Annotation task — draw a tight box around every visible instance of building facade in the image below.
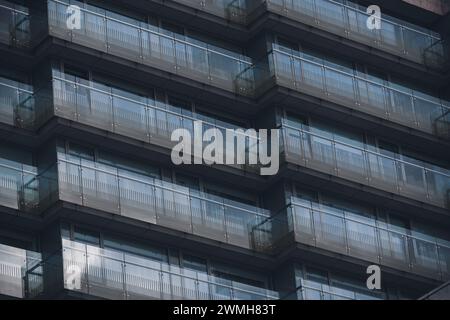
[0,0,449,300]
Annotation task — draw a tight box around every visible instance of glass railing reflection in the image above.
[295,281,383,300]
[0,78,35,129]
[51,76,259,172]
[280,122,450,208]
[47,0,253,94]
[0,161,39,212]
[61,239,278,300]
[0,243,42,298]
[249,0,442,65]
[267,47,450,137]
[252,199,450,281]
[168,0,443,65]
[0,1,31,48]
[425,38,450,71]
[55,156,269,249]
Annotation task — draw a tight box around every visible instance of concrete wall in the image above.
[402,0,449,15]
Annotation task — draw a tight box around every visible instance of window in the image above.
[67,142,95,161]
[175,173,200,191]
[276,37,298,55]
[73,227,100,246]
[182,254,207,273]
[63,64,89,82]
[103,236,168,263]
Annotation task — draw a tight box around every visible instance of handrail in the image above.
[294,282,376,300]
[0,80,33,94]
[50,0,251,65]
[326,0,440,39]
[57,157,269,217]
[272,47,449,110]
[0,161,37,176]
[280,122,450,177]
[0,3,29,16]
[289,200,450,248]
[53,76,260,140]
[62,239,279,298]
[252,199,450,267]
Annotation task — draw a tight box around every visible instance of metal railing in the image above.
[54,157,269,249]
[253,0,442,65]
[252,199,450,281]
[236,47,450,137]
[50,76,260,172]
[0,1,31,48]
[434,108,450,140]
[58,239,278,300]
[294,281,384,300]
[0,153,269,250]
[0,74,260,172]
[280,122,450,209]
[238,47,450,137]
[0,243,42,298]
[0,79,35,129]
[47,0,253,95]
[424,38,450,71]
[0,161,39,212]
[165,0,444,66]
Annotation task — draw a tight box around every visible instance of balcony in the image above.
[251,0,443,66]
[0,161,39,212]
[434,109,450,140]
[45,157,269,249]
[280,122,450,209]
[40,239,278,300]
[0,77,35,129]
[239,47,450,138]
[0,73,259,173]
[0,243,42,298]
[47,75,259,173]
[0,1,31,49]
[164,0,444,66]
[425,39,450,71]
[293,281,383,300]
[252,199,450,281]
[47,0,254,95]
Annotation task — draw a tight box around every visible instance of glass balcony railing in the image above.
[434,109,450,140]
[0,161,39,212]
[0,73,259,173]
[294,281,383,300]
[252,199,450,281]
[0,1,31,48]
[47,0,254,95]
[0,243,42,298]
[51,157,269,249]
[280,122,450,209]
[244,47,450,137]
[54,239,279,300]
[252,0,442,65]
[0,78,35,129]
[425,38,450,71]
[164,0,444,66]
[49,75,259,172]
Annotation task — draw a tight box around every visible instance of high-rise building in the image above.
[0,0,449,300]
